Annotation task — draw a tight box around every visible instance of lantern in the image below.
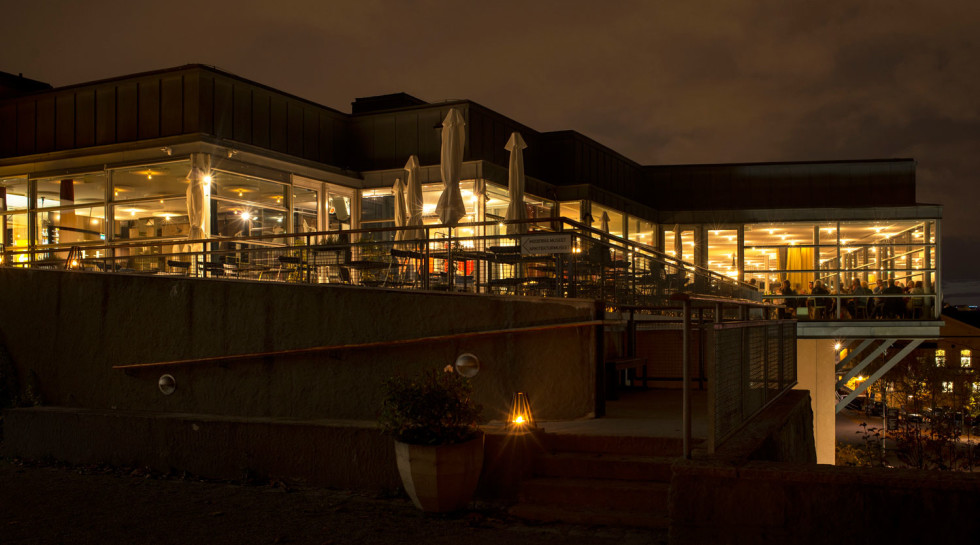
[508,392,535,430]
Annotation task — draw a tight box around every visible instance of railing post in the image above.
[423,227,430,290]
[682,298,691,459]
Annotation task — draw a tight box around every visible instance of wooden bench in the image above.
[604,356,649,399]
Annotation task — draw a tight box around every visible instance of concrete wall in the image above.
[2,407,401,490]
[671,459,980,544]
[0,269,598,421]
[670,389,980,544]
[794,338,836,464]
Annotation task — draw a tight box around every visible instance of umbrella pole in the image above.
[448,227,455,290]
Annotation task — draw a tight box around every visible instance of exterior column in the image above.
[795,338,836,464]
[674,224,682,261]
[737,226,745,283]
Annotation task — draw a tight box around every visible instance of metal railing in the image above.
[1,218,756,308]
[760,292,939,321]
[708,319,798,453]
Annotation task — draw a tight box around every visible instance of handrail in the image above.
[112,319,604,370]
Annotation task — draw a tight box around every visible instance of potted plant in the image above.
[379,366,484,512]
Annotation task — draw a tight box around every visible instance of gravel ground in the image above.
[0,458,667,545]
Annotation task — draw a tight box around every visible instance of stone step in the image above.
[519,477,670,512]
[542,432,700,457]
[508,502,670,529]
[532,452,676,482]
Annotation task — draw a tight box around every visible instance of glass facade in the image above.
[742,220,937,295]
[0,158,348,261]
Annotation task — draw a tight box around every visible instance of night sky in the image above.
[2,1,978,304]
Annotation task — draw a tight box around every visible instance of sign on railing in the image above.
[520,233,572,255]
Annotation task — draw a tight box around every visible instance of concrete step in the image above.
[532,452,675,482]
[542,432,700,457]
[508,502,670,529]
[519,477,670,512]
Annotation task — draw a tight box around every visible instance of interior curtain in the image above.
[786,247,815,292]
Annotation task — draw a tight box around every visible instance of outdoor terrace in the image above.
[0,217,941,325]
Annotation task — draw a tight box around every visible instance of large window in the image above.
[628,216,655,247]
[1,177,29,250]
[741,220,937,299]
[936,349,946,367]
[210,170,287,238]
[111,162,191,242]
[35,172,107,247]
[962,349,972,368]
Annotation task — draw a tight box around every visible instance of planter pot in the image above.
[394,433,485,512]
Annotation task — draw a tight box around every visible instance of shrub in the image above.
[379,367,483,446]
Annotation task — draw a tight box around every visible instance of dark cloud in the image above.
[2,0,978,299]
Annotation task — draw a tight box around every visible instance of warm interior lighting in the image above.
[508,392,535,431]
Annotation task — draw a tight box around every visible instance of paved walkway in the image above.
[540,388,709,439]
[0,459,666,545]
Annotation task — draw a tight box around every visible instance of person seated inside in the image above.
[882,279,906,318]
[779,279,798,318]
[907,280,926,318]
[809,280,831,319]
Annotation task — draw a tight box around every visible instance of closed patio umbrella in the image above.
[187,166,211,239]
[600,211,610,233]
[404,155,424,241]
[186,166,210,240]
[504,132,528,235]
[392,177,408,241]
[435,108,466,227]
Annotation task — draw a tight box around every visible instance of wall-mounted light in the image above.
[454,353,480,378]
[161,147,172,156]
[158,374,176,395]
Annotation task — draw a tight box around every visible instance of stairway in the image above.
[508,432,687,529]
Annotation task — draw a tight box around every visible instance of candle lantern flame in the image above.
[508,392,534,431]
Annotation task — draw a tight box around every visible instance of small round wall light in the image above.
[454,353,480,378]
[158,374,176,395]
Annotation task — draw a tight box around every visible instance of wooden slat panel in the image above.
[160,75,183,136]
[138,80,160,139]
[15,102,35,155]
[55,94,74,150]
[394,112,417,164]
[35,97,55,153]
[233,83,251,143]
[317,112,333,164]
[75,89,95,148]
[0,103,16,156]
[251,90,270,148]
[96,87,116,145]
[116,82,138,141]
[286,102,302,156]
[183,72,201,134]
[417,109,441,166]
[269,95,287,153]
[303,108,317,160]
[213,78,233,139]
[372,115,395,168]
[198,74,214,135]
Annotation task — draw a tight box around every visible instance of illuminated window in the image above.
[962,349,972,368]
[935,349,946,367]
[941,381,954,393]
[973,382,980,393]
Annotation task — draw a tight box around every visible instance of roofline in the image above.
[7,64,348,117]
[644,157,916,169]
